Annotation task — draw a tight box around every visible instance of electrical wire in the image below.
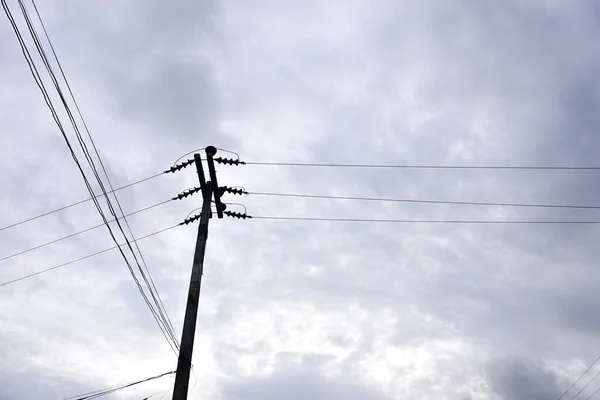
[7,186,600,241]
[158,390,171,400]
[245,161,600,170]
[62,371,175,400]
[556,356,600,400]
[27,0,179,349]
[143,388,171,400]
[0,172,164,233]
[584,385,600,400]
[570,369,600,400]
[0,223,181,288]
[30,0,178,345]
[249,191,600,210]
[0,199,172,263]
[6,0,179,353]
[252,216,600,224]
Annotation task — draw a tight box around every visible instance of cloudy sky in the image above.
[2,0,600,399]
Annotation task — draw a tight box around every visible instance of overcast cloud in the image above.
[2,0,600,399]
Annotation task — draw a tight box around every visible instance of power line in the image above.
[570,369,600,400]
[556,356,600,400]
[0,172,164,233]
[584,385,600,400]
[252,216,600,224]
[62,371,175,400]
[250,191,600,210]
[144,388,172,400]
[245,161,600,170]
[0,223,181,288]
[7,185,600,241]
[0,199,171,263]
[28,0,178,348]
[6,0,179,352]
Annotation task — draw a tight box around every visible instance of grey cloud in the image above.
[43,0,233,151]
[107,57,218,136]
[488,358,563,400]
[4,0,600,399]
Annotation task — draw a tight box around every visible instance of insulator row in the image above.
[180,213,202,226]
[172,187,202,201]
[224,211,252,219]
[214,157,245,166]
[164,158,195,174]
[218,186,248,196]
[177,187,202,200]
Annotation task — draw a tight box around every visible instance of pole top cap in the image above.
[205,146,217,156]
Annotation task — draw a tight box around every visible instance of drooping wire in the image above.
[4,0,179,354]
[62,371,175,400]
[172,148,206,167]
[222,202,248,214]
[27,0,179,349]
[171,147,240,167]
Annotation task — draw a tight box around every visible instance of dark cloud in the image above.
[488,358,563,400]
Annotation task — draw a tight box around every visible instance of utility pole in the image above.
[172,146,225,400]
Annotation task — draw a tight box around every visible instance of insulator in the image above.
[219,186,249,196]
[214,157,246,166]
[224,211,252,219]
[180,213,202,225]
[173,187,202,201]
[164,158,195,174]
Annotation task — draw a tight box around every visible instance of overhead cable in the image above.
[0,223,181,288]
[0,199,172,263]
[251,216,600,224]
[556,356,600,400]
[249,191,600,210]
[62,371,175,400]
[8,0,179,351]
[0,172,164,233]
[245,161,600,170]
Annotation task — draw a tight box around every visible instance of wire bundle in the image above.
[2,0,180,355]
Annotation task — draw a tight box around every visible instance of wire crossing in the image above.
[0,223,182,288]
[6,186,600,238]
[0,199,172,263]
[3,0,180,355]
[62,371,175,400]
[0,172,164,233]
[6,212,600,289]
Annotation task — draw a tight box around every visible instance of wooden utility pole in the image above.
[172,147,224,400]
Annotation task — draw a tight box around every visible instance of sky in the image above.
[1,0,600,399]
